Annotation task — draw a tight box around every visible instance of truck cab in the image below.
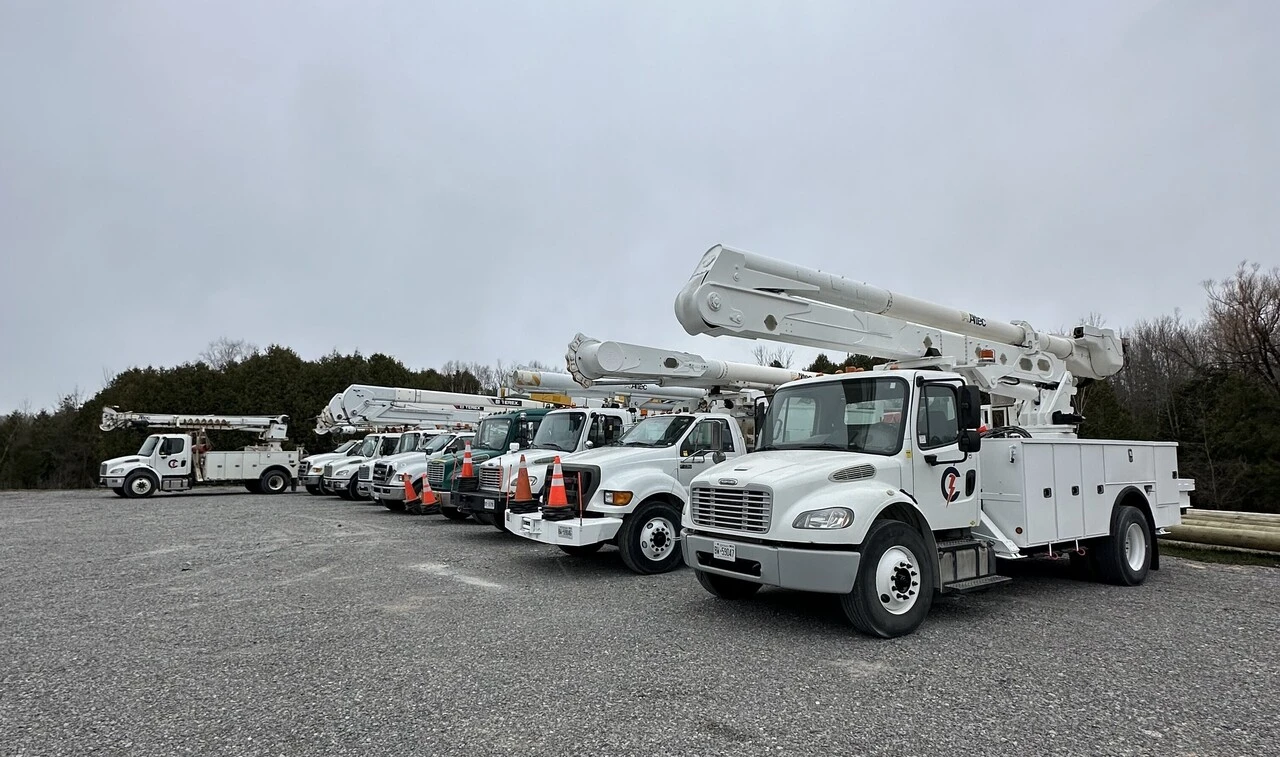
[299,439,362,494]
[456,407,635,530]
[371,430,474,510]
[354,430,437,500]
[322,433,400,499]
[504,410,747,573]
[428,409,551,521]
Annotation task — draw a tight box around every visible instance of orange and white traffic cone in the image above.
[418,473,440,515]
[506,454,539,515]
[540,456,573,521]
[455,441,478,492]
[460,442,474,478]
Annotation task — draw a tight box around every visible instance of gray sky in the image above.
[1,0,1276,413]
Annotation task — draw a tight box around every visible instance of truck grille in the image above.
[427,460,446,487]
[373,462,393,483]
[100,463,107,476]
[323,463,334,477]
[690,486,772,533]
[479,467,502,492]
[358,465,371,480]
[542,466,593,506]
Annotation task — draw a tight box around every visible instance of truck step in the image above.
[943,574,1012,594]
[935,538,984,551]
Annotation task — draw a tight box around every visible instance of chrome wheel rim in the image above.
[1124,521,1147,571]
[875,546,921,615]
[640,517,676,561]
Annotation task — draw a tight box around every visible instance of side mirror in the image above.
[712,451,726,464]
[585,440,594,449]
[509,442,519,453]
[958,386,983,430]
[958,429,981,453]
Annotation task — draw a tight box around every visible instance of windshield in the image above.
[379,436,400,455]
[759,377,908,455]
[137,436,160,456]
[358,437,378,457]
[618,415,695,447]
[333,440,357,454]
[474,418,512,450]
[531,412,585,452]
[423,434,453,454]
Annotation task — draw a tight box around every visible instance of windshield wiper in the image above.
[536,442,566,451]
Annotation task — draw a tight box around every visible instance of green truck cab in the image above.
[425,408,550,521]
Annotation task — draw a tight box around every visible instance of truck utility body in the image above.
[505,410,750,573]
[456,407,637,530]
[664,243,1194,638]
[96,408,300,498]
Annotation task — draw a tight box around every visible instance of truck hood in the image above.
[554,445,674,470]
[479,449,564,473]
[705,449,895,488]
[301,451,354,466]
[101,455,144,469]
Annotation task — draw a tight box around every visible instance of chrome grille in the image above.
[479,467,502,491]
[690,486,772,533]
[373,462,393,483]
[323,463,334,477]
[100,463,107,476]
[427,460,446,487]
[830,464,876,482]
[358,465,371,480]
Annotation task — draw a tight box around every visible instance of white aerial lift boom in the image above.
[506,369,708,413]
[665,244,1193,638]
[338,384,575,430]
[97,408,301,498]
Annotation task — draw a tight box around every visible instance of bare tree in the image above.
[1202,261,1280,397]
[199,337,259,370]
[751,343,795,369]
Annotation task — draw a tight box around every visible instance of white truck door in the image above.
[909,382,980,530]
[157,435,191,477]
[676,417,734,489]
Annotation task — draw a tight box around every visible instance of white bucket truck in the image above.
[670,244,1195,638]
[97,408,301,498]
[504,334,810,573]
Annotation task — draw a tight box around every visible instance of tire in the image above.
[558,543,603,557]
[695,569,762,599]
[305,484,323,496]
[617,500,684,575]
[259,469,289,495]
[839,519,935,639]
[123,471,158,499]
[491,509,508,533]
[473,511,495,526]
[111,487,126,498]
[1095,504,1152,586]
[384,498,405,512]
[245,481,262,494]
[349,475,370,502]
[440,505,469,521]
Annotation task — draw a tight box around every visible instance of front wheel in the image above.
[559,543,603,557]
[259,469,289,495]
[839,519,935,639]
[617,501,684,574]
[305,484,323,495]
[111,487,126,498]
[695,569,762,599]
[349,476,370,502]
[123,471,157,499]
[1095,505,1152,586]
[440,505,469,521]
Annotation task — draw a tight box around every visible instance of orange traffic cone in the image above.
[507,454,539,515]
[418,473,440,515]
[541,456,573,521]
[402,473,417,503]
[455,441,478,493]
[460,441,474,478]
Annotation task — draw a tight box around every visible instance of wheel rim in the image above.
[269,473,285,491]
[639,516,676,561]
[130,478,152,495]
[875,546,921,615]
[1123,521,1147,571]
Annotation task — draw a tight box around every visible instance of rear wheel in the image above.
[123,471,158,499]
[259,469,289,495]
[559,543,603,557]
[696,570,762,599]
[1095,504,1152,586]
[839,519,934,639]
[617,500,684,575]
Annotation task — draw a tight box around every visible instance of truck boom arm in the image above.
[564,333,817,392]
[100,408,290,440]
[672,244,1126,429]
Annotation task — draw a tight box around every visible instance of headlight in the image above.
[335,468,352,477]
[793,507,854,529]
[603,490,633,506]
[311,466,323,473]
[109,467,124,475]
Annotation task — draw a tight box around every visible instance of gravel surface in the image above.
[1,488,1277,756]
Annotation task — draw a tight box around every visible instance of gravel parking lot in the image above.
[2,489,1277,756]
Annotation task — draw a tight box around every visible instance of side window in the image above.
[160,437,185,455]
[684,420,730,455]
[916,385,960,449]
[518,420,539,447]
[604,416,625,444]
[716,419,735,452]
[587,415,623,447]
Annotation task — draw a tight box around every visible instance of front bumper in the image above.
[322,476,350,493]
[101,477,124,488]
[456,490,504,517]
[373,482,405,500]
[504,510,624,546]
[356,480,373,497]
[682,532,861,594]
[300,474,323,487]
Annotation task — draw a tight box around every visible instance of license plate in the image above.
[712,541,736,562]
[557,525,572,539]
[483,498,495,510]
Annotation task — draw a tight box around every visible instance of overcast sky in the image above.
[1,0,1276,413]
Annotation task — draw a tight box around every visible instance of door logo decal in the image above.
[940,466,960,505]
[168,459,180,469]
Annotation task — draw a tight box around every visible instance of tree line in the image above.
[2,262,1276,513]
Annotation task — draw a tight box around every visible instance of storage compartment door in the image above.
[1103,444,1155,484]
[1081,445,1110,537]
[1022,444,1059,544]
[1052,444,1085,541]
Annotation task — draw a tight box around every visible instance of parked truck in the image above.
[321,432,402,498]
[456,406,639,531]
[428,408,554,521]
[299,438,363,494]
[371,429,475,511]
[669,243,1195,638]
[97,408,301,498]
